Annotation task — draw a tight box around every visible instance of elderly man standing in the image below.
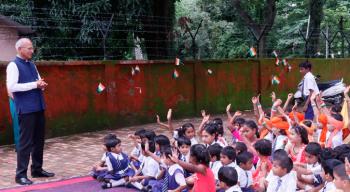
[6,38,54,185]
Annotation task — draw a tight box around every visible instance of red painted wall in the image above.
[1,59,348,145]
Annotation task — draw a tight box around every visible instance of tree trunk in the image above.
[307,0,324,57]
[232,0,277,57]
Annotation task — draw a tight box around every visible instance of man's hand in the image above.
[36,79,48,89]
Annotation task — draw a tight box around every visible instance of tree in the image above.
[231,0,277,57]
[306,0,325,57]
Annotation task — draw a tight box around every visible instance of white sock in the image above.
[131,181,144,190]
[110,178,126,187]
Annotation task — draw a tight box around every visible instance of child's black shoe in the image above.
[101,182,112,189]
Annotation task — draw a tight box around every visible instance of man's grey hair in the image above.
[15,38,31,51]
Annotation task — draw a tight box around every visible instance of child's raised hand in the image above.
[226,104,231,112]
[287,93,294,99]
[167,109,172,121]
[273,99,282,107]
[271,92,276,102]
[169,147,179,163]
[344,85,350,96]
[201,109,206,117]
[292,102,298,111]
[251,96,258,104]
[234,111,242,117]
[156,115,161,123]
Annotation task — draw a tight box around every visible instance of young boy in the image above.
[320,159,343,192]
[298,61,319,120]
[101,137,134,189]
[333,163,350,191]
[153,147,187,192]
[265,151,296,192]
[218,166,242,192]
[208,143,223,182]
[129,140,159,190]
[177,137,191,162]
[236,151,254,192]
[220,146,237,168]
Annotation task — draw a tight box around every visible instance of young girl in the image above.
[213,118,228,147]
[252,139,272,191]
[170,144,216,192]
[294,142,323,190]
[202,122,225,148]
[267,117,289,152]
[285,125,309,163]
[101,137,135,189]
[240,120,259,164]
[154,134,171,156]
[128,129,146,170]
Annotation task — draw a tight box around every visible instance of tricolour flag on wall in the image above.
[271,75,280,85]
[97,83,106,93]
[173,69,179,79]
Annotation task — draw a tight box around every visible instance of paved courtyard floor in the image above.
[0,113,251,189]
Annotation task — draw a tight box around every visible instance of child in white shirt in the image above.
[218,166,242,192]
[236,151,254,192]
[265,150,296,192]
[208,143,223,182]
[220,146,237,169]
[319,159,343,192]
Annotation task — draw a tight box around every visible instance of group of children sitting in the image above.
[90,84,350,192]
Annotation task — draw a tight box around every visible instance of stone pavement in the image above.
[0,113,252,189]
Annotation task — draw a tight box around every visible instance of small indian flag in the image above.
[173,69,179,79]
[248,47,257,57]
[272,50,278,58]
[271,76,280,85]
[207,69,213,75]
[97,83,106,93]
[175,57,181,66]
[282,59,288,66]
[275,58,280,66]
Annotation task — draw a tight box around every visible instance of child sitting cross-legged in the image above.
[128,140,159,191]
[100,136,134,189]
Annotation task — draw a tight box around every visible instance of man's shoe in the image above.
[31,170,55,178]
[15,177,33,185]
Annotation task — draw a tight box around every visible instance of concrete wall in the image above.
[0,24,18,61]
[0,59,349,145]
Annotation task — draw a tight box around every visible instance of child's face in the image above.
[288,129,301,144]
[102,145,107,152]
[178,144,190,155]
[135,136,142,143]
[299,67,308,75]
[241,126,256,139]
[333,172,347,190]
[305,152,318,164]
[111,143,122,154]
[202,130,215,145]
[155,143,160,152]
[233,123,241,130]
[220,154,232,166]
[272,160,287,177]
[240,159,254,170]
[185,127,195,139]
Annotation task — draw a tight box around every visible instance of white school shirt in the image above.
[326,131,343,149]
[225,185,242,192]
[210,160,222,181]
[141,156,159,177]
[236,166,253,188]
[319,181,336,192]
[301,72,319,97]
[131,144,144,162]
[106,152,125,171]
[266,170,297,192]
[191,137,198,145]
[6,59,41,93]
[168,164,186,186]
[303,162,322,190]
[272,135,288,151]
